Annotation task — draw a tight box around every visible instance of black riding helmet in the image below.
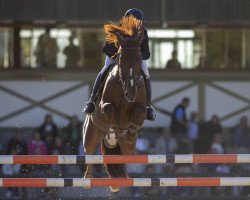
[124,8,144,22]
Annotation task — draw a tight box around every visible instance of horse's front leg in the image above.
[83,116,104,183]
[119,104,147,155]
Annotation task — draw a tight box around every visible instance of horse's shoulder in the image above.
[107,65,119,80]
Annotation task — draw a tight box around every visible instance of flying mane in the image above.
[104,15,142,47]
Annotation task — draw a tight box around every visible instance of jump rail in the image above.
[0,154,250,164]
[1,177,250,187]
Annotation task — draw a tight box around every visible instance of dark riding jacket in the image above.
[102,29,150,60]
[170,104,188,134]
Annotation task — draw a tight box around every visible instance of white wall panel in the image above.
[152,81,190,99]
[223,110,250,127]
[205,85,248,123]
[46,86,88,122]
[155,86,198,115]
[0,91,30,117]
[1,81,81,101]
[1,108,67,127]
[214,82,250,100]
[1,80,250,128]
[0,81,89,127]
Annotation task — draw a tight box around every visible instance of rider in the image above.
[83,8,156,121]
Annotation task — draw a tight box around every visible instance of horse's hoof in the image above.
[84,174,92,189]
[110,186,120,193]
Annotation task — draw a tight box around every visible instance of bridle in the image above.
[116,46,142,98]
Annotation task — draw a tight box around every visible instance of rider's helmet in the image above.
[124,8,144,22]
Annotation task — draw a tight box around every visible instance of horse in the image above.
[83,16,147,192]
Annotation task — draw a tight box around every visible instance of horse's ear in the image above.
[136,30,144,45]
[116,32,126,46]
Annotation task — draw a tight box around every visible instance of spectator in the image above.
[135,134,150,154]
[155,129,178,173]
[78,141,84,155]
[127,149,146,198]
[2,149,22,199]
[187,112,199,150]
[51,136,67,175]
[38,114,58,154]
[165,50,181,69]
[194,120,210,153]
[34,28,58,67]
[196,56,207,69]
[28,131,48,155]
[126,149,145,174]
[205,114,222,147]
[28,131,48,180]
[52,136,66,155]
[142,165,161,196]
[209,134,227,196]
[206,134,225,173]
[5,131,28,198]
[155,128,178,154]
[65,115,82,155]
[34,33,46,67]
[215,164,231,197]
[210,134,224,154]
[63,36,80,67]
[232,116,250,151]
[6,130,28,155]
[170,97,191,153]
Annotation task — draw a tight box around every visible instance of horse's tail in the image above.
[101,141,127,178]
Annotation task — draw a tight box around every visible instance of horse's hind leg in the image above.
[83,116,104,181]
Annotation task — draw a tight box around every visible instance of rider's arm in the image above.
[140,29,150,60]
[102,41,118,59]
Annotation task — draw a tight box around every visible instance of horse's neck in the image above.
[110,64,120,79]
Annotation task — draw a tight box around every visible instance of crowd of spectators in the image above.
[33,29,80,68]
[1,113,82,199]
[1,99,250,198]
[126,97,250,198]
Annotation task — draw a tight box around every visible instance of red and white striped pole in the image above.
[0,154,250,164]
[0,177,250,187]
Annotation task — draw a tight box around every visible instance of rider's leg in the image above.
[84,56,115,114]
[141,60,156,121]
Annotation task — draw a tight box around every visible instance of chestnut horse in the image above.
[83,17,147,192]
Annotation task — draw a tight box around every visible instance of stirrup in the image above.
[146,106,156,121]
[84,101,96,114]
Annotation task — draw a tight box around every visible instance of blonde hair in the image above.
[104,15,142,47]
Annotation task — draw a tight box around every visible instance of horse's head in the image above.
[116,30,144,102]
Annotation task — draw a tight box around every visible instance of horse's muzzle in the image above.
[125,89,137,102]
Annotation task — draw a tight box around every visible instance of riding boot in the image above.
[145,77,156,121]
[83,72,103,114]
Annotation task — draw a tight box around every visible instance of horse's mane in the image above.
[104,15,142,47]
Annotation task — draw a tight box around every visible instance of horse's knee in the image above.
[83,117,102,154]
[84,132,101,154]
